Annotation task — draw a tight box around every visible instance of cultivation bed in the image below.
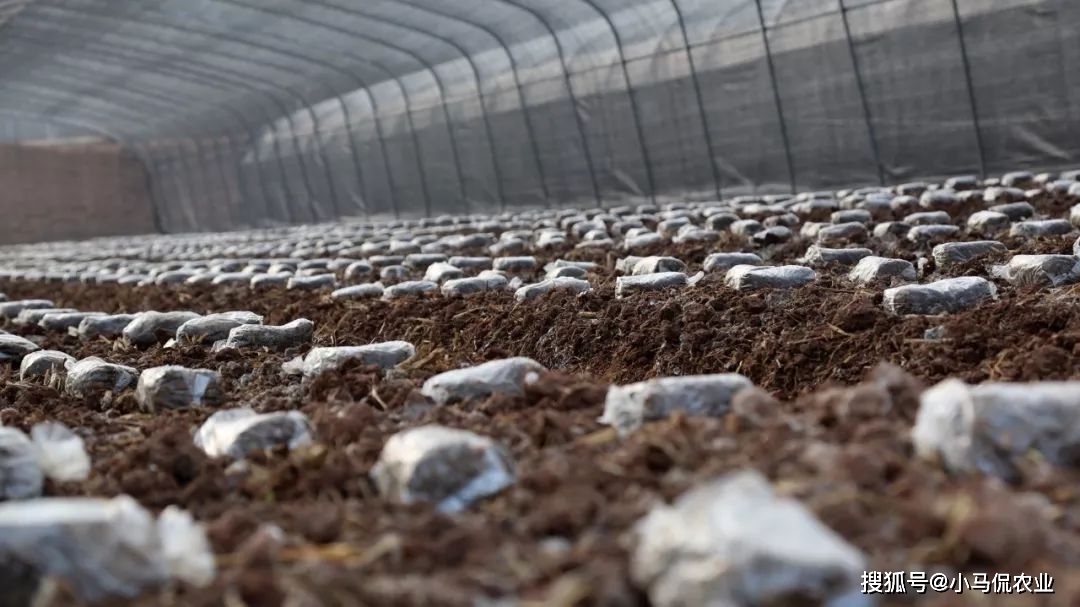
[3,175,1080,606]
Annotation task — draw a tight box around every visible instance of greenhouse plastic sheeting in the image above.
[0,0,1077,233]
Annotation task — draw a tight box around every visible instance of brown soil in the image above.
[3,233,1080,606]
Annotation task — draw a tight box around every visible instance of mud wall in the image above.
[0,141,156,245]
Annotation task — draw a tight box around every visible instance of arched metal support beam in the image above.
[838,0,885,186]
[753,0,797,193]
[575,0,658,203]
[396,0,553,207]
[670,0,724,199]
[491,0,602,207]
[303,0,505,212]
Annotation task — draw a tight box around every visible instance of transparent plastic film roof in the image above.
[0,0,1077,232]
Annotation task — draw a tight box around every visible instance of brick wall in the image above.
[0,141,156,245]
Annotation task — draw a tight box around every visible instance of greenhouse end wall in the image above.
[0,142,154,245]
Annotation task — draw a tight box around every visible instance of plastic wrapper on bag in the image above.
[331,282,385,300]
[883,277,997,316]
[296,342,416,380]
[545,265,587,279]
[989,201,1034,221]
[931,240,1007,268]
[515,277,591,302]
[175,312,263,346]
[600,374,754,436]
[381,280,438,300]
[725,265,817,292]
[491,256,537,272]
[39,311,105,333]
[371,425,515,513]
[0,299,53,320]
[800,245,872,268]
[19,349,75,380]
[404,253,447,270]
[752,226,793,245]
[136,366,224,412]
[830,209,872,225]
[0,332,41,363]
[1010,219,1073,238]
[907,224,960,244]
[615,256,644,274]
[913,379,1080,482]
[423,262,466,283]
[965,210,1010,236]
[623,233,663,251]
[615,272,694,298]
[30,422,90,483]
[631,256,686,276]
[210,272,256,286]
[0,495,214,603]
[991,255,1080,288]
[286,274,337,291]
[65,357,139,399]
[344,260,374,281]
[220,318,314,351]
[0,427,43,500]
[872,221,912,242]
[815,222,867,245]
[632,470,868,607]
[703,252,761,273]
[14,307,77,327]
[153,270,197,285]
[194,408,313,459]
[442,275,508,298]
[76,313,137,340]
[123,311,202,348]
[847,257,916,286]
[422,357,546,406]
[448,256,492,271]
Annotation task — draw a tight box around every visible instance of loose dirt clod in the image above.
[422,357,546,405]
[135,366,224,412]
[632,470,867,607]
[370,425,515,513]
[194,408,313,459]
[600,374,754,436]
